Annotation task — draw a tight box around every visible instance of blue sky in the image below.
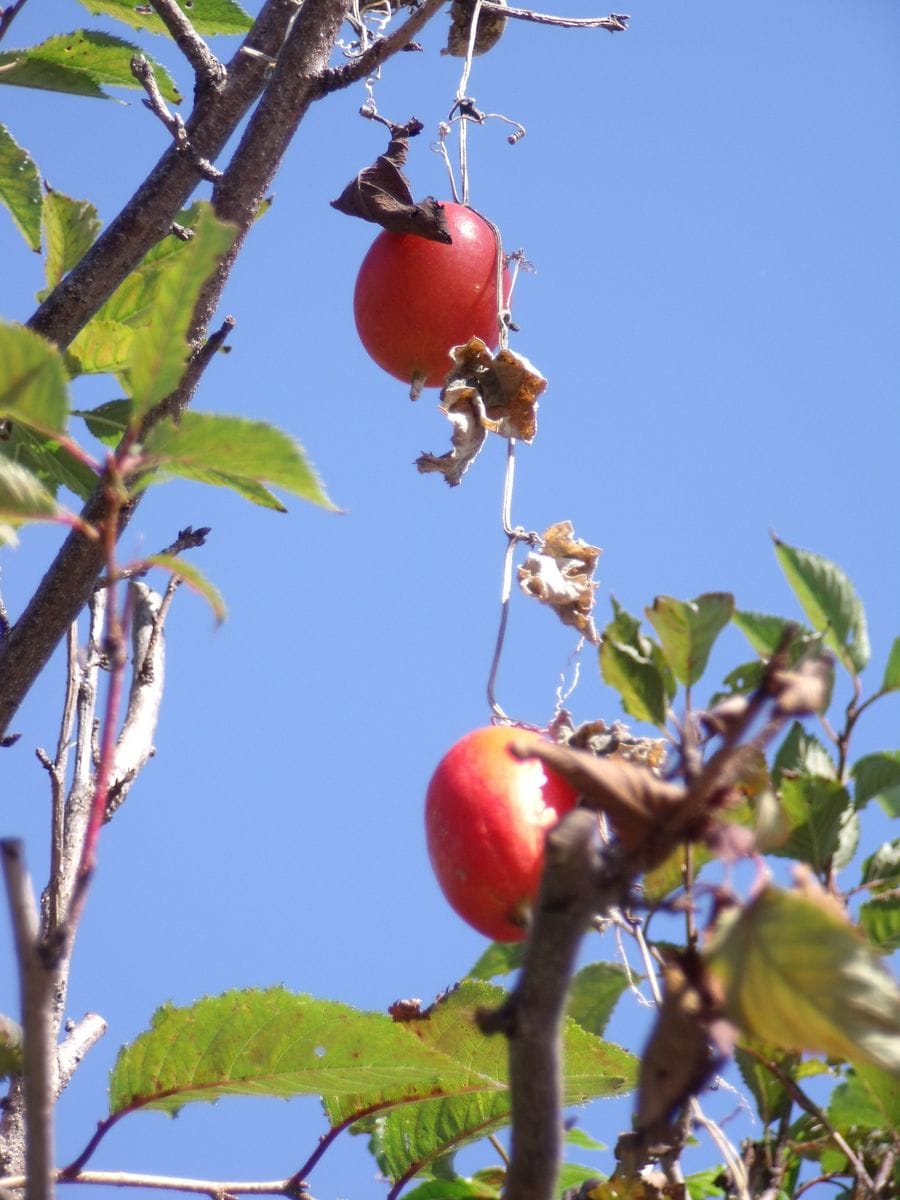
[1,2,899,1197]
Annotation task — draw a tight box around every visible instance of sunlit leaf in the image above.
[77,0,252,36]
[684,1168,727,1200]
[109,987,479,1117]
[852,752,900,818]
[143,554,227,625]
[67,319,134,380]
[645,592,733,686]
[599,602,673,728]
[0,124,41,251]
[860,840,900,893]
[706,884,900,1073]
[772,722,836,783]
[734,1039,799,1125]
[828,1063,900,1132]
[43,189,101,289]
[772,535,870,674]
[0,322,68,435]
[732,610,797,657]
[0,32,181,102]
[127,205,236,417]
[0,459,59,524]
[859,895,900,954]
[324,980,636,1186]
[466,942,525,981]
[141,412,335,511]
[75,398,131,447]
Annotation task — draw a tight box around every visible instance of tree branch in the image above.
[321,0,447,93]
[148,0,225,87]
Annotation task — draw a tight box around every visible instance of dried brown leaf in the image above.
[768,655,832,716]
[519,520,601,642]
[331,123,452,240]
[415,384,488,486]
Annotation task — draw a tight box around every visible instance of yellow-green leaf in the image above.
[43,189,101,289]
[0,31,182,103]
[0,123,41,251]
[0,322,68,435]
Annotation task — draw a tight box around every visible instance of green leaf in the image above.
[324,980,636,1186]
[0,32,182,102]
[77,0,252,36]
[0,425,97,502]
[772,535,870,674]
[566,963,630,1038]
[43,189,101,290]
[142,413,335,511]
[403,1180,500,1200]
[733,610,797,657]
[144,554,226,625]
[859,895,900,954]
[852,752,900,817]
[0,124,41,251]
[684,1168,727,1200]
[644,592,734,686]
[734,1040,799,1125]
[109,986,481,1118]
[0,459,64,539]
[709,659,764,705]
[881,637,900,692]
[705,884,900,1074]
[127,205,237,417]
[66,319,134,379]
[555,1164,606,1196]
[466,942,525,981]
[772,722,836,784]
[861,840,900,893]
[828,1063,900,1132]
[774,776,852,873]
[0,322,68,435]
[564,1128,606,1152]
[74,398,132,447]
[599,602,673,727]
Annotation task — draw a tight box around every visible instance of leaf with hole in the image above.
[0,31,181,102]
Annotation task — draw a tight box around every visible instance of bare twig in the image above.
[148,0,226,88]
[55,1015,107,1096]
[0,0,29,47]
[480,3,629,31]
[0,1172,302,1197]
[1,841,55,1200]
[322,0,446,92]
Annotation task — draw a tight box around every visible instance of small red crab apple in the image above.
[353,202,511,397]
[425,726,579,942]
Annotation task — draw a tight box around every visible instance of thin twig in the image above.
[55,1015,107,1096]
[148,0,226,88]
[0,0,29,47]
[1,840,55,1200]
[322,0,446,92]
[480,3,629,31]
[0,1172,299,1197]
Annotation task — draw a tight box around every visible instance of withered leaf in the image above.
[635,956,722,1137]
[519,520,601,643]
[417,340,547,484]
[415,384,488,486]
[768,654,833,716]
[331,123,452,240]
[511,741,688,868]
[444,0,508,57]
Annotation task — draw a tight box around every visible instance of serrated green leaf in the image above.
[772,722,836,784]
[705,884,900,1073]
[144,554,226,625]
[67,319,134,379]
[734,1040,799,1125]
[74,398,132,447]
[323,980,636,1186]
[881,637,900,692]
[566,963,630,1038]
[43,189,101,289]
[564,1127,606,1152]
[77,0,252,36]
[0,32,182,102]
[828,1063,900,1132]
[600,637,667,726]
[0,425,97,501]
[0,321,68,435]
[141,413,335,511]
[110,986,481,1118]
[852,752,900,817]
[773,535,870,674]
[709,659,764,706]
[0,124,41,251]
[466,942,525,981]
[644,592,734,686]
[684,1168,727,1200]
[127,205,236,417]
[859,895,900,954]
[774,776,852,873]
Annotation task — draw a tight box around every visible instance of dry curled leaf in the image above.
[511,741,688,869]
[416,339,547,485]
[519,520,601,643]
[768,653,833,716]
[444,0,508,57]
[331,121,452,240]
[635,954,723,1137]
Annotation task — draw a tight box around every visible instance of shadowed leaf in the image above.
[567,963,631,1037]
